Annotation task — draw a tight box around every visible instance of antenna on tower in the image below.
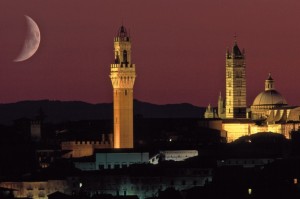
[234,32,237,44]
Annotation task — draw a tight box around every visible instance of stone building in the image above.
[110,25,136,149]
[225,39,247,118]
[251,73,288,121]
[0,179,76,199]
[204,40,300,142]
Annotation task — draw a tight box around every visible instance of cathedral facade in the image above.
[205,40,300,142]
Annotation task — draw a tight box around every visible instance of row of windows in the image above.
[115,90,130,96]
[228,90,243,96]
[227,108,244,113]
[227,81,243,87]
[98,163,132,170]
[227,100,242,106]
[227,71,244,78]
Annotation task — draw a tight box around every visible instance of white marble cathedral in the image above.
[204,39,300,142]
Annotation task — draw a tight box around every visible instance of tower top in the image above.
[226,38,245,59]
[117,25,128,37]
[232,41,243,57]
[115,25,130,41]
[265,73,275,91]
[267,73,273,81]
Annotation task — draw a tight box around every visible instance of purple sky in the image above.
[1,0,300,106]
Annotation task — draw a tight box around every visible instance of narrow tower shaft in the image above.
[110,26,136,148]
[225,41,247,118]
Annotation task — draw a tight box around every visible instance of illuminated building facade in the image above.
[204,40,300,142]
[250,73,288,121]
[110,26,136,149]
[220,74,300,142]
[73,150,149,171]
[0,179,75,199]
[149,150,199,164]
[61,134,113,158]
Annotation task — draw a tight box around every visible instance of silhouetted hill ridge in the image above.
[0,100,205,124]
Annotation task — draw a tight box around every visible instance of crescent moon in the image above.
[14,15,41,62]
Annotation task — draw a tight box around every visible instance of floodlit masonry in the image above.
[204,39,300,142]
[110,25,136,149]
[61,134,113,158]
[149,150,199,165]
[0,179,76,199]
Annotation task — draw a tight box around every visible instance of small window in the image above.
[123,50,128,63]
[125,90,127,95]
[227,71,231,78]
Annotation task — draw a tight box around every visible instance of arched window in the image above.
[123,50,128,63]
[115,52,120,64]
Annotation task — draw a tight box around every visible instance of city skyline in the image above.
[1,0,300,106]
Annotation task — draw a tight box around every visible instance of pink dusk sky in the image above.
[0,0,300,107]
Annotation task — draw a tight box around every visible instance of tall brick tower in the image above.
[110,26,136,148]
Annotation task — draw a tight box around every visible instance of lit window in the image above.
[248,188,252,195]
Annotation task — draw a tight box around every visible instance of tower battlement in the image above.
[110,63,135,69]
[114,37,130,42]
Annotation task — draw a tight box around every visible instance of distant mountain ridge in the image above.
[0,100,205,124]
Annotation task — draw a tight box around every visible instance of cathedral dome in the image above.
[252,90,287,106]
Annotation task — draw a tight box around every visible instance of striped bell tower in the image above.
[225,39,246,118]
